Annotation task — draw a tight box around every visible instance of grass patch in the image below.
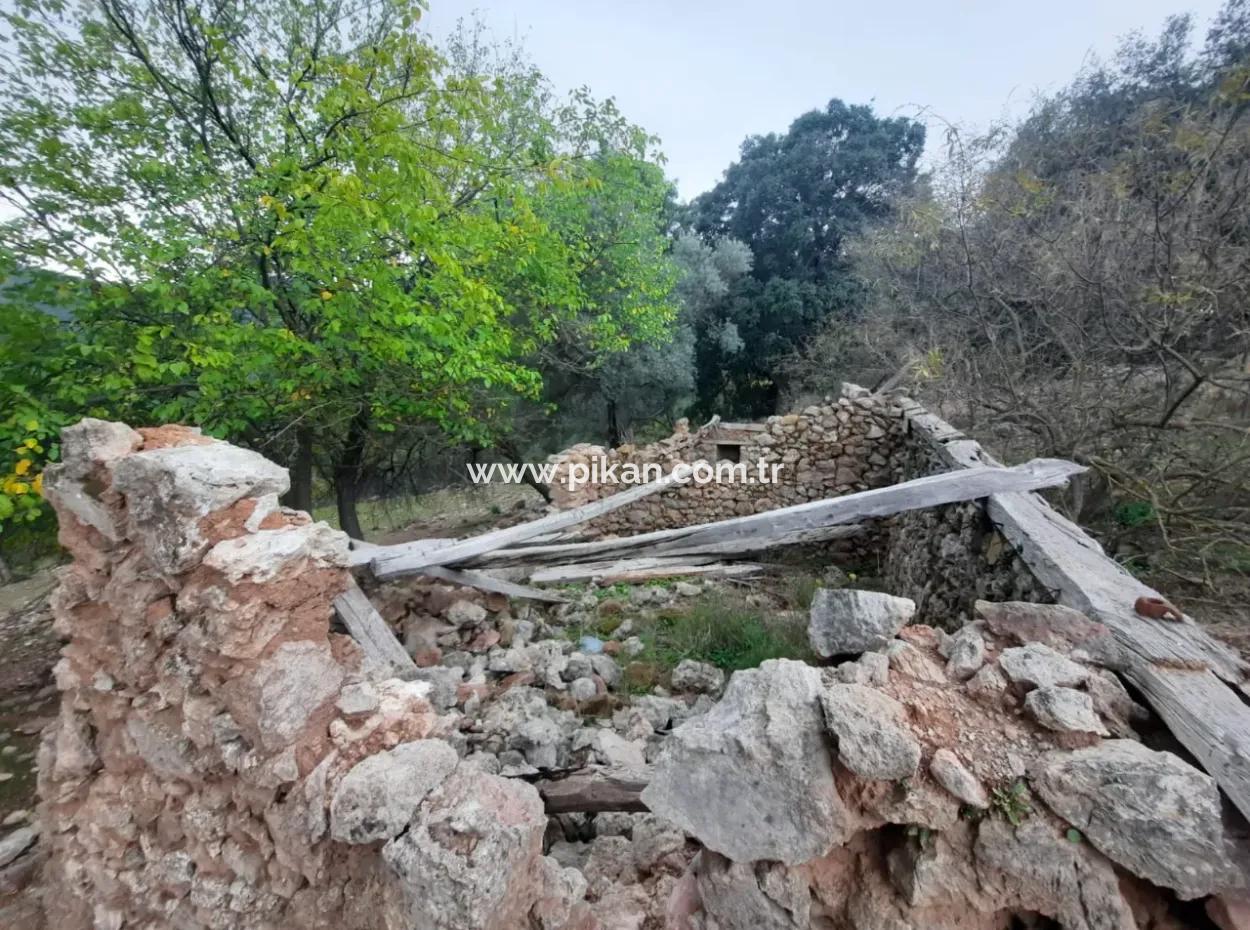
[633,592,814,676]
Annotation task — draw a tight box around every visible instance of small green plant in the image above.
[990,780,1033,826]
[906,824,936,851]
[1065,827,1083,844]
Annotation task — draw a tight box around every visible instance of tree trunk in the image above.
[283,426,314,514]
[606,398,622,448]
[334,411,370,541]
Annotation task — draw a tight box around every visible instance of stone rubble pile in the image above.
[8,418,1250,930]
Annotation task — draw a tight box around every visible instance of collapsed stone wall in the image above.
[548,391,908,539]
[36,420,590,930]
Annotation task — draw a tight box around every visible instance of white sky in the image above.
[423,0,1228,200]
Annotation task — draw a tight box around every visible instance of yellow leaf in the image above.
[14,459,31,476]
[32,473,43,496]
[320,290,333,300]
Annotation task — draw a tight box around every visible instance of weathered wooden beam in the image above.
[915,416,1250,822]
[530,766,650,814]
[471,522,864,569]
[371,470,687,579]
[333,579,417,679]
[529,559,763,585]
[420,565,570,603]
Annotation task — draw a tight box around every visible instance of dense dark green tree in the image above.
[687,99,924,416]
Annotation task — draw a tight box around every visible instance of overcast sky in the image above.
[423,0,1228,201]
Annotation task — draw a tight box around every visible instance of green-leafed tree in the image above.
[687,99,924,416]
[0,0,675,538]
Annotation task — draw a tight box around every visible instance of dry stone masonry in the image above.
[10,390,1250,930]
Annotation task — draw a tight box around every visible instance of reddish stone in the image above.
[136,424,215,448]
[413,647,443,668]
[498,671,537,693]
[456,683,492,705]
[897,624,942,650]
[602,640,622,656]
[484,592,509,613]
[468,629,502,653]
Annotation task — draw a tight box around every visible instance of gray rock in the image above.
[1030,740,1240,898]
[446,599,487,628]
[110,441,290,574]
[382,768,546,928]
[330,740,458,843]
[588,653,621,690]
[254,641,345,751]
[670,659,725,694]
[998,643,1089,690]
[942,627,986,681]
[693,850,810,930]
[568,677,598,702]
[965,664,1009,705]
[0,827,37,868]
[564,652,593,681]
[58,417,142,481]
[975,817,1138,930]
[1084,670,1148,738]
[821,684,921,780]
[337,681,380,716]
[592,730,646,769]
[674,581,702,597]
[621,636,645,657]
[1025,687,1109,735]
[808,589,916,656]
[641,659,854,865]
[929,748,989,808]
[408,667,463,710]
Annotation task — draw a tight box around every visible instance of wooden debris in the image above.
[371,470,687,579]
[529,766,650,814]
[332,578,416,679]
[530,559,763,585]
[419,565,569,603]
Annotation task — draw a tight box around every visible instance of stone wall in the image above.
[882,404,1052,629]
[36,420,590,930]
[548,390,908,538]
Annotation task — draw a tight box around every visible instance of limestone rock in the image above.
[975,600,1112,654]
[692,850,810,930]
[886,641,946,683]
[446,599,488,628]
[1025,687,1109,736]
[997,643,1088,690]
[670,659,725,694]
[110,441,290,574]
[1031,740,1240,898]
[201,522,347,583]
[58,418,143,481]
[942,627,986,681]
[254,640,345,751]
[592,730,646,769]
[569,677,598,702]
[382,767,547,929]
[641,659,855,864]
[821,684,921,780]
[330,740,458,843]
[808,589,916,657]
[929,748,989,808]
[1084,670,1147,738]
[965,664,1008,705]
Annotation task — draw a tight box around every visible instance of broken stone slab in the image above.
[109,441,290,574]
[641,659,855,865]
[997,643,1089,690]
[1025,687,1109,736]
[821,684,921,780]
[808,589,916,657]
[57,418,143,481]
[886,640,946,683]
[692,850,810,930]
[329,739,459,844]
[929,748,989,809]
[1030,739,1242,899]
[1084,670,1148,738]
[382,767,548,929]
[670,659,725,694]
[254,640,345,751]
[974,600,1114,654]
[201,522,348,584]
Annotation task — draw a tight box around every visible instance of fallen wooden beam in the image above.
[333,578,417,679]
[420,565,570,603]
[928,432,1250,822]
[530,766,650,814]
[530,559,764,585]
[471,522,865,569]
[371,470,687,579]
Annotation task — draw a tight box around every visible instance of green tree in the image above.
[0,0,675,538]
[688,99,924,416]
